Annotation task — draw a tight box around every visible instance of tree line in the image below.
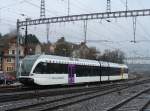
[47,37,125,64]
[0,33,125,64]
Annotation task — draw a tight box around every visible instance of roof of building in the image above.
[0,35,16,48]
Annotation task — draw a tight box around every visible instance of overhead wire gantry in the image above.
[16,8,150,77]
[17,9,150,27]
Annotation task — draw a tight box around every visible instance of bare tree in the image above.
[100,49,125,63]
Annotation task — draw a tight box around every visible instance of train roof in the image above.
[24,54,128,68]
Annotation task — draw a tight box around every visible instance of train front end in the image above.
[18,55,40,86]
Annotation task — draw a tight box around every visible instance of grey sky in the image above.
[0,0,150,57]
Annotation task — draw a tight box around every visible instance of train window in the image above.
[93,67,97,76]
[47,63,68,74]
[101,67,108,76]
[75,65,127,77]
[94,66,100,76]
[109,67,121,76]
[76,65,84,77]
[76,65,100,77]
[33,62,45,74]
[33,62,68,74]
[125,68,128,73]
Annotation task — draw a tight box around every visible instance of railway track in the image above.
[105,88,150,111]
[0,77,144,103]
[2,77,150,111]
[0,85,32,93]
[0,81,129,103]
[142,101,150,111]
[8,86,129,111]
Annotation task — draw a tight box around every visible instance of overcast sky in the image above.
[0,0,150,57]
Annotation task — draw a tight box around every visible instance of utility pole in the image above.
[132,17,137,43]
[46,24,50,43]
[83,20,88,44]
[16,19,20,78]
[24,19,28,56]
[40,0,50,43]
[20,14,30,56]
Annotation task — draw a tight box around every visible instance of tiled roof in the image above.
[0,35,16,48]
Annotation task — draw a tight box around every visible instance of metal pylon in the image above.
[40,0,50,43]
[107,0,111,12]
[40,0,46,18]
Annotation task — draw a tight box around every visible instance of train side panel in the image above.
[32,74,68,85]
[19,55,128,86]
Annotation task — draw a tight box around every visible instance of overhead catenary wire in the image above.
[134,0,150,41]
[74,0,96,13]
[60,0,111,43]
[22,0,64,16]
[119,0,150,43]
[1,0,150,55]
[61,0,92,15]
[0,0,25,10]
[1,0,138,45]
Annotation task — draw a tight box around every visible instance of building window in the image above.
[9,50,12,55]
[7,58,12,63]
[9,50,15,55]
[12,50,15,55]
[7,67,14,72]
[7,58,14,63]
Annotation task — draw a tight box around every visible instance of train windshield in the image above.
[20,55,40,76]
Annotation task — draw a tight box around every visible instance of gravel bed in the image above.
[142,95,150,111]
[54,83,150,111]
[0,79,149,111]
[116,93,150,111]
[0,84,126,111]
[0,84,107,96]
[0,85,103,103]
[144,106,150,111]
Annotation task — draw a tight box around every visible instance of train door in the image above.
[107,63,110,81]
[98,61,102,83]
[121,68,124,79]
[68,64,75,84]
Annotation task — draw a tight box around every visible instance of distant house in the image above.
[72,42,89,58]
[35,44,42,54]
[0,35,24,75]
[27,42,56,55]
[25,43,42,55]
[41,43,55,54]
